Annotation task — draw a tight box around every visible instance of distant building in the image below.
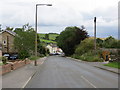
[46,44,63,54]
[0,30,17,54]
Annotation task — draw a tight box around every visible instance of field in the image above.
[38,33,59,44]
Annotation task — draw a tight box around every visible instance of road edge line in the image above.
[81,76,97,88]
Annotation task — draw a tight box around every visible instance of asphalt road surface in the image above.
[25,56,118,88]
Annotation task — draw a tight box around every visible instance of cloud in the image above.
[0,0,119,38]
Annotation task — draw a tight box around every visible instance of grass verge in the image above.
[104,62,120,69]
[72,53,103,62]
[28,56,40,60]
[0,62,3,66]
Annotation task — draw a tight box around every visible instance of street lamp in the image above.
[94,17,96,54]
[35,4,52,66]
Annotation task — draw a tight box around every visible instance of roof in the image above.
[0,30,16,36]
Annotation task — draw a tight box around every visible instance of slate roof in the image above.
[0,30,16,36]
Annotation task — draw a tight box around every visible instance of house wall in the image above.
[0,50,2,57]
[46,45,54,54]
[2,32,17,54]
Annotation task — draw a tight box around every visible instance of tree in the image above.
[6,26,14,31]
[75,38,95,55]
[45,34,49,40]
[102,36,118,48]
[14,24,48,59]
[14,24,36,59]
[96,38,103,47]
[57,26,88,56]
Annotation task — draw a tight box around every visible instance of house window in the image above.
[3,40,6,45]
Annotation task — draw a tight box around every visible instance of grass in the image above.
[38,33,59,40]
[38,33,59,44]
[40,39,56,43]
[49,34,59,40]
[0,62,3,66]
[28,56,40,60]
[104,62,120,69]
[72,52,103,62]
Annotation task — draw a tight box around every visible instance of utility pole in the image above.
[34,4,38,66]
[94,17,96,54]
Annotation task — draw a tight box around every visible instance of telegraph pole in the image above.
[94,17,96,54]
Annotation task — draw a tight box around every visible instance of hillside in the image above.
[38,33,59,44]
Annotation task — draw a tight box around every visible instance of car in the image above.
[3,54,10,59]
[9,54,18,60]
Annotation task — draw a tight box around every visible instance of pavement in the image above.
[2,57,47,88]
[2,56,119,88]
[67,57,120,75]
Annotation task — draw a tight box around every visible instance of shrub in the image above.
[75,38,95,55]
[18,50,30,59]
[73,38,103,62]
[0,56,8,64]
[102,36,118,48]
[72,51,103,62]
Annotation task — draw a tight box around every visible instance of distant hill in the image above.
[38,33,59,44]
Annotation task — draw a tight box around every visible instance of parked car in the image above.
[9,54,18,60]
[3,54,10,59]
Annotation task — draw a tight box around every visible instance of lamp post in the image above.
[35,4,52,66]
[94,17,96,54]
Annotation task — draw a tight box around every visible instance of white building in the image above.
[46,44,63,54]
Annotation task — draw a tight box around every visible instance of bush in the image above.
[75,38,95,55]
[72,51,103,62]
[0,56,8,64]
[73,38,103,62]
[102,36,118,48]
[18,50,30,59]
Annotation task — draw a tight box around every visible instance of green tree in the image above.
[102,36,118,48]
[14,24,48,59]
[57,26,88,56]
[6,26,14,31]
[96,38,103,47]
[75,38,95,55]
[14,24,36,59]
[45,34,49,40]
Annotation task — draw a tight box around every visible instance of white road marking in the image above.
[41,61,44,65]
[22,76,32,88]
[81,76,97,88]
[22,59,45,88]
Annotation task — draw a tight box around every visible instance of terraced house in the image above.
[0,30,17,54]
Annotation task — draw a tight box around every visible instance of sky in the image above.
[0,0,119,38]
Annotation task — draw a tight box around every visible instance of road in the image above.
[25,56,118,88]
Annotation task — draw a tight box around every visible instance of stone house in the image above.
[0,30,17,54]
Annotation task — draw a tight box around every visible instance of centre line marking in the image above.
[81,76,97,88]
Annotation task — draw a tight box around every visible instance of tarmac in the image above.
[1,56,120,89]
[67,57,120,75]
